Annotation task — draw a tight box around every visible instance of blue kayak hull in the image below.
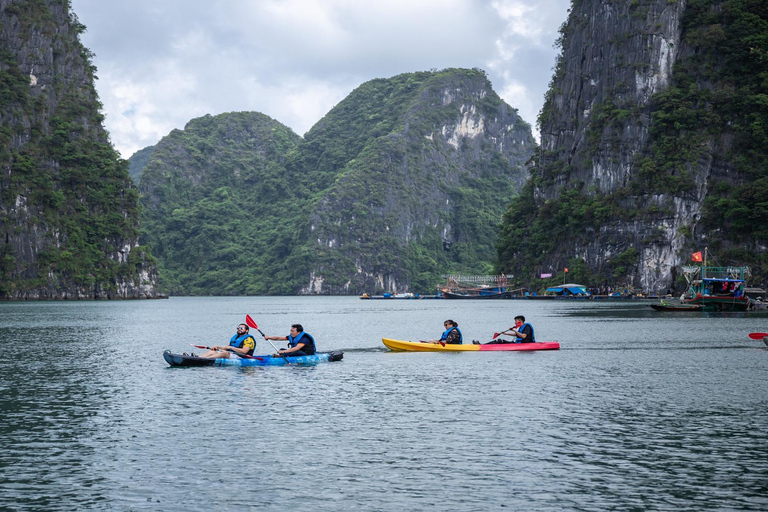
[163,350,343,367]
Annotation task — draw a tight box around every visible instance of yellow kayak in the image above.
[382,338,560,352]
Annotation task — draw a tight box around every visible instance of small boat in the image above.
[163,350,343,367]
[680,260,752,311]
[381,338,560,352]
[442,290,515,299]
[650,303,704,312]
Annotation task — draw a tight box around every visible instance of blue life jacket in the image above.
[229,333,256,355]
[288,332,316,355]
[440,326,463,343]
[515,323,535,343]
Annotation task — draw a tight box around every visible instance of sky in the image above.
[70,0,571,159]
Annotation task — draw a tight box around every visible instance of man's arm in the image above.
[515,325,531,340]
[280,342,305,354]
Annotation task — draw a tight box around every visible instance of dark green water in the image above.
[1,297,767,510]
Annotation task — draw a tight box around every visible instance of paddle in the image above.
[189,344,263,361]
[748,332,768,340]
[419,339,446,347]
[494,325,524,341]
[245,314,293,365]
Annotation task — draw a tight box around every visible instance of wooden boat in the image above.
[382,338,560,352]
[442,290,515,299]
[650,303,703,312]
[163,350,343,367]
[680,261,751,311]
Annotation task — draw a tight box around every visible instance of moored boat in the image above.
[382,338,560,352]
[442,290,515,299]
[650,303,703,312]
[163,350,343,367]
[681,264,751,312]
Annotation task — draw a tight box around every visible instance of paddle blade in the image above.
[190,344,209,349]
[492,332,500,339]
[245,314,258,330]
[748,332,768,340]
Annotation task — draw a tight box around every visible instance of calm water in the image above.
[1,297,767,511]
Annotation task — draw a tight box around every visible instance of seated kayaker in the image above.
[198,323,256,358]
[265,324,316,357]
[475,315,535,344]
[428,320,463,344]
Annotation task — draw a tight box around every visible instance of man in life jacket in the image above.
[507,315,535,343]
[197,323,257,358]
[265,324,316,357]
[476,315,535,344]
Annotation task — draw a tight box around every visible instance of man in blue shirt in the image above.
[265,324,316,356]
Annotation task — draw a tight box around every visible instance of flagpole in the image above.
[704,247,708,278]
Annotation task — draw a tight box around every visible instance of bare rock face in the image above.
[0,1,162,299]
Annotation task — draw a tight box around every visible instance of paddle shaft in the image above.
[245,315,293,365]
[495,327,519,339]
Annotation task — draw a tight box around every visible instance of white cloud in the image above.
[72,0,570,157]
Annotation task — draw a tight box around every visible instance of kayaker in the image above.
[502,315,534,343]
[476,315,535,344]
[428,320,463,344]
[197,323,257,358]
[265,324,316,356]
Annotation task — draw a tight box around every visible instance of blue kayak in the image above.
[163,350,343,367]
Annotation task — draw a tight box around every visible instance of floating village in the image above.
[361,262,767,312]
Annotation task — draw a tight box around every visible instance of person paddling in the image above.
[196,323,257,358]
[500,315,534,343]
[475,315,534,344]
[264,324,316,357]
[428,320,463,345]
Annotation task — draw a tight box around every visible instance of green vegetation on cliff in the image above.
[138,112,302,295]
[631,0,768,282]
[497,0,768,289]
[0,1,156,298]
[292,69,528,293]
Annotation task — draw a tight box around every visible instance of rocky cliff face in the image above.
[299,69,534,294]
[539,0,689,291]
[498,0,768,292]
[0,0,161,299]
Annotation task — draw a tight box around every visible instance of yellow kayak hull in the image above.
[382,338,560,352]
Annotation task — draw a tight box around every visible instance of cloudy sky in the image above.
[70,0,571,159]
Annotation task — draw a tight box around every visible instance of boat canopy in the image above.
[546,284,588,295]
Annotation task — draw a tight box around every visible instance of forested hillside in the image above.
[294,69,533,293]
[496,0,768,293]
[137,112,303,294]
[136,69,534,295]
[0,0,160,299]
